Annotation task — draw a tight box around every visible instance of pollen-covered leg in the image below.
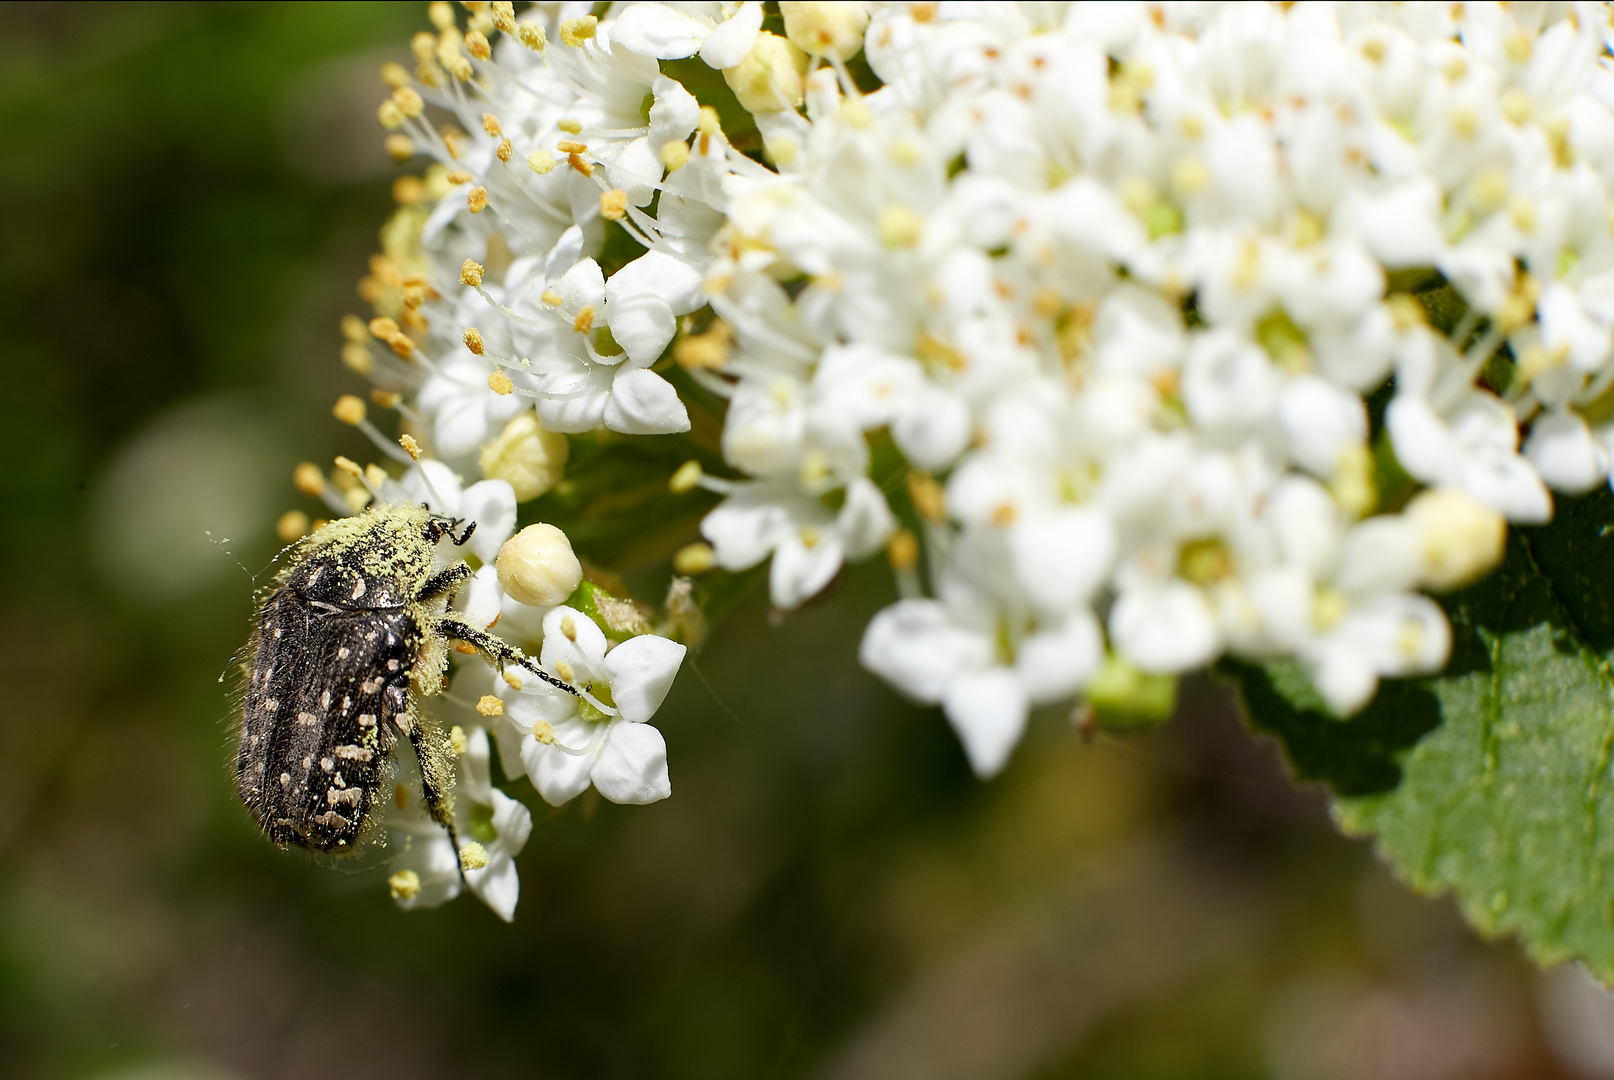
[436,614,579,697]
[404,711,468,884]
[419,562,474,603]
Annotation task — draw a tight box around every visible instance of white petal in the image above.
[769,529,845,608]
[389,835,462,910]
[433,394,489,459]
[1110,582,1221,673]
[701,489,795,570]
[837,478,896,560]
[1007,507,1116,614]
[465,851,520,922]
[487,786,532,856]
[1015,610,1103,704]
[523,734,596,806]
[1278,375,1367,477]
[557,258,606,314]
[609,136,663,208]
[545,226,586,283]
[592,721,671,804]
[648,75,701,147]
[604,368,691,434]
[860,600,992,705]
[457,480,517,563]
[610,2,711,58]
[607,250,707,315]
[942,669,1029,779]
[603,634,687,723]
[699,1,762,68]
[541,604,610,680]
[1384,396,1458,485]
[1308,649,1380,716]
[492,716,527,781]
[607,289,677,363]
[457,564,503,630]
[894,387,972,471]
[1526,410,1608,494]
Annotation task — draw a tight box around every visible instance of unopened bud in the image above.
[497,523,583,607]
[1405,487,1507,591]
[479,413,569,501]
[673,542,715,575]
[722,32,808,113]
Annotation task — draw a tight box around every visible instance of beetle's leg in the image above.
[419,562,474,603]
[437,614,580,697]
[403,709,468,885]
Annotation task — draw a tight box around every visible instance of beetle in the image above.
[235,500,574,860]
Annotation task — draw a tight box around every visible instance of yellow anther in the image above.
[477,695,505,717]
[490,1,515,33]
[488,370,514,395]
[1179,113,1204,140]
[1471,169,1508,212]
[907,471,947,523]
[333,455,364,480]
[461,259,484,287]
[531,720,555,744]
[277,510,310,544]
[385,134,416,163]
[467,186,488,213]
[568,153,593,177]
[1312,586,1348,632]
[600,189,628,220]
[446,169,473,185]
[1445,56,1467,81]
[378,101,406,130]
[386,332,415,359]
[466,30,491,60]
[342,342,373,376]
[333,395,366,426]
[381,61,411,89]
[482,113,502,137]
[674,320,732,370]
[463,327,485,355]
[1450,106,1477,139]
[541,289,563,306]
[662,139,690,172]
[442,129,466,158]
[449,724,468,754]
[364,462,388,492]
[392,86,424,118]
[1231,240,1260,289]
[890,139,921,167]
[399,433,423,461]
[887,529,919,572]
[878,203,924,248]
[388,869,422,901]
[573,305,595,333]
[394,784,409,810]
[1171,156,1209,194]
[1385,293,1425,331]
[459,842,489,872]
[990,503,1017,527]
[1501,89,1532,125]
[698,106,722,137]
[557,117,583,135]
[556,139,587,154]
[411,32,437,64]
[1510,196,1537,233]
[371,389,402,409]
[839,99,873,129]
[560,15,597,46]
[1359,38,1386,63]
[428,1,455,31]
[673,542,716,575]
[670,460,704,493]
[516,19,546,51]
[341,314,369,343]
[528,150,555,174]
[294,462,327,497]
[1504,31,1533,64]
[496,138,512,163]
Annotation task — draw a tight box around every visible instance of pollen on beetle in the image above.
[459,842,489,871]
[389,869,422,900]
[476,695,504,717]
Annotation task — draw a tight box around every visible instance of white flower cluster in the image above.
[324,0,1614,914]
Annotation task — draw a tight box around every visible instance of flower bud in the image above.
[480,413,569,502]
[722,32,808,113]
[497,523,582,608]
[780,2,869,61]
[1406,487,1507,591]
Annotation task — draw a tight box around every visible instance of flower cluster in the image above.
[304,1,1614,915]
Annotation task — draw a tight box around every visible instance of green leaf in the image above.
[1227,487,1614,978]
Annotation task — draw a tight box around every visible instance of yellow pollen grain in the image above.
[528,150,555,174]
[277,510,310,543]
[673,542,715,575]
[488,370,514,395]
[466,30,491,60]
[388,869,421,901]
[455,643,478,655]
[463,327,485,355]
[467,186,488,213]
[459,842,488,872]
[560,15,597,47]
[991,503,1017,526]
[294,462,327,497]
[398,433,422,461]
[662,140,690,171]
[461,259,484,287]
[887,529,919,571]
[477,695,505,717]
[332,395,366,426]
[600,189,628,220]
[573,305,595,333]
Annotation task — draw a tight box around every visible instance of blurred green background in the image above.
[2,4,1612,1079]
